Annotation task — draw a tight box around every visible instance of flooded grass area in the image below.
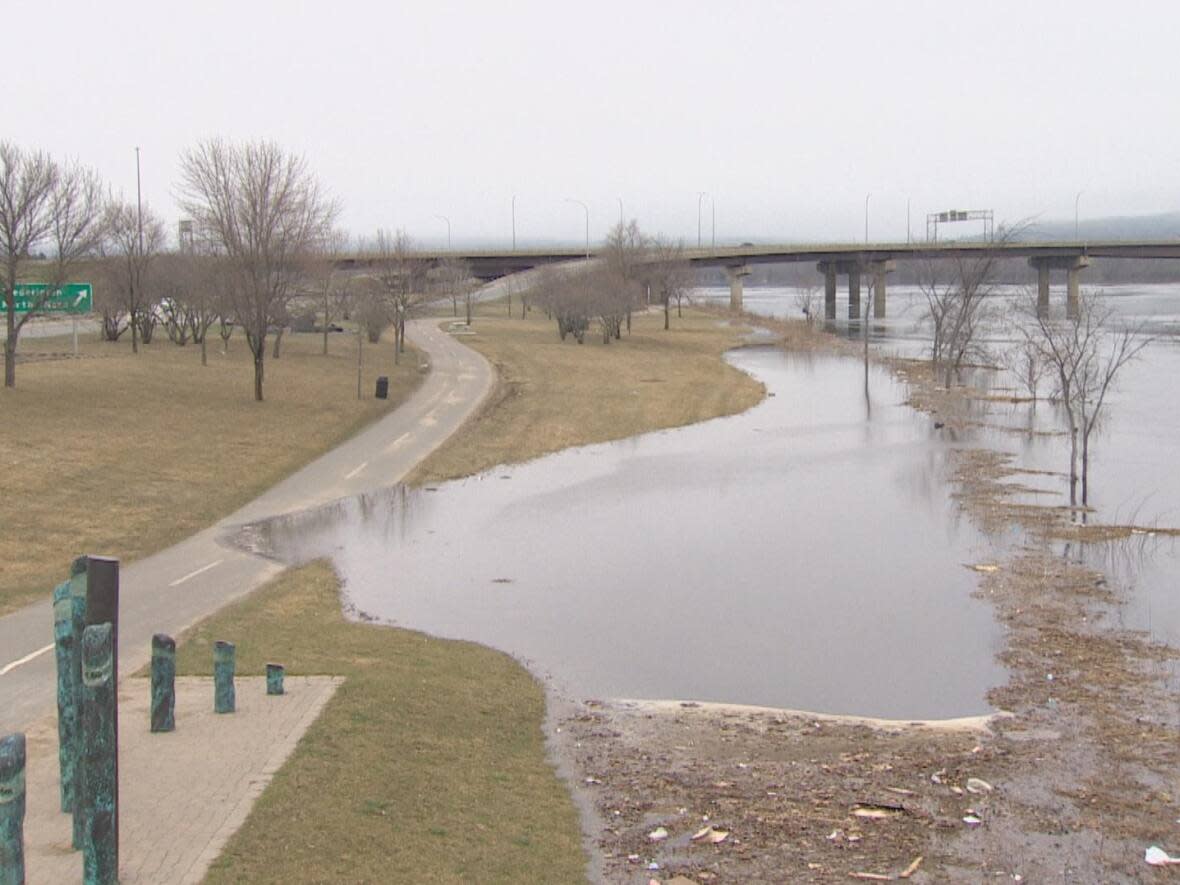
[243,345,1005,720]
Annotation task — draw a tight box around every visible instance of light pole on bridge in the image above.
[1075,190,1084,240]
[511,194,517,251]
[864,192,872,244]
[697,191,708,249]
[565,198,589,259]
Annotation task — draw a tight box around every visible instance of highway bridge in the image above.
[343,239,1180,319]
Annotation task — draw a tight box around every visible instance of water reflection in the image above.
[699,284,1180,645]
[246,347,1005,719]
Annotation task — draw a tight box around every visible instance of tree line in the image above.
[1,140,479,401]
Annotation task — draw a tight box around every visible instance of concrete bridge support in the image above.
[725,264,751,312]
[817,259,895,320]
[823,264,837,319]
[1028,255,1090,318]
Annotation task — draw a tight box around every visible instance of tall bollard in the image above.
[81,624,117,885]
[266,663,285,696]
[150,635,176,733]
[214,641,236,713]
[83,556,119,861]
[68,559,88,850]
[53,580,81,814]
[0,733,26,885]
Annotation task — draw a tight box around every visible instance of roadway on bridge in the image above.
[0,318,494,734]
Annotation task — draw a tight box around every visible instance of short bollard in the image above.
[81,624,117,885]
[53,581,81,814]
[266,663,285,696]
[150,635,176,733]
[0,733,26,885]
[214,641,236,713]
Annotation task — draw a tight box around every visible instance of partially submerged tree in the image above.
[0,143,104,387]
[1023,290,1148,506]
[644,236,693,330]
[178,139,337,400]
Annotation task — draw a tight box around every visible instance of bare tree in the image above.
[644,236,692,330]
[102,198,166,353]
[1023,290,1148,505]
[178,139,338,400]
[0,143,105,387]
[917,223,1027,389]
[353,275,393,343]
[433,257,475,323]
[603,219,647,334]
[372,229,428,364]
[156,250,222,365]
[307,230,352,355]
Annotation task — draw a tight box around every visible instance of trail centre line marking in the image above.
[0,643,54,677]
[169,559,224,587]
[384,432,411,454]
[345,461,369,480]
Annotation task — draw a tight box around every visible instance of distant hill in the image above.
[1022,212,1180,241]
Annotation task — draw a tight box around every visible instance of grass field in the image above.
[174,560,587,884]
[0,327,419,614]
[410,307,765,484]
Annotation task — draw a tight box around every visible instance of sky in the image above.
[10,0,1180,249]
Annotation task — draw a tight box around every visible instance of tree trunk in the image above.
[253,350,265,401]
[663,297,669,331]
[200,334,208,367]
[1068,427,1079,507]
[3,338,14,388]
[272,327,284,359]
[130,306,139,354]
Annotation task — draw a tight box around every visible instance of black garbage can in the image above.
[375,376,389,399]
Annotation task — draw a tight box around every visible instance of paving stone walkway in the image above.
[21,675,343,884]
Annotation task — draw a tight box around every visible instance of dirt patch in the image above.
[549,317,1180,883]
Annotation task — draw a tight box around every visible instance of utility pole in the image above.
[711,197,716,248]
[511,194,517,250]
[1075,190,1083,240]
[864,192,871,244]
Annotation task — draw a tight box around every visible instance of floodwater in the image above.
[699,283,1180,647]
[246,346,1005,720]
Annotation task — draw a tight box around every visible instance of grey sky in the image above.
[12,0,1179,247]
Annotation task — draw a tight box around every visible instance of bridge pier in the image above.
[823,264,837,319]
[817,259,895,319]
[1028,255,1090,318]
[725,264,751,311]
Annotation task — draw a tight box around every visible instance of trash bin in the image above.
[375,376,389,399]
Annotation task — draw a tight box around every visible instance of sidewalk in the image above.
[22,675,342,884]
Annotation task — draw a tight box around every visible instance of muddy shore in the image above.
[546,318,1180,883]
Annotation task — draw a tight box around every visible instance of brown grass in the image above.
[0,328,421,614]
[410,308,765,484]
[173,560,587,884]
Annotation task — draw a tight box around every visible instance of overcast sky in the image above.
[11,0,1179,248]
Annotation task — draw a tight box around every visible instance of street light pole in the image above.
[434,214,451,250]
[1075,190,1083,240]
[565,198,589,258]
[864,193,871,244]
[511,194,517,251]
[618,197,624,227]
[697,191,707,248]
[906,198,911,245]
[711,198,716,248]
[135,147,144,258]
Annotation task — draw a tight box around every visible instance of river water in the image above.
[699,284,1180,648]
[247,343,1007,720]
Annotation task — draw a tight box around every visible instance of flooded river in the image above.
[247,346,1006,720]
[700,283,1180,648]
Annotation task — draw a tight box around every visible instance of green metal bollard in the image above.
[0,733,26,885]
[214,641,236,714]
[68,559,88,850]
[150,635,176,733]
[266,663,285,696]
[53,580,81,814]
[81,624,117,885]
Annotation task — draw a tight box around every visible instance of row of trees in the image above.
[524,220,694,344]
[2,140,479,400]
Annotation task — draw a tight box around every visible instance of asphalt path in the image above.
[0,318,493,734]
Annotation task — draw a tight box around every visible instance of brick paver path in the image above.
[21,675,342,883]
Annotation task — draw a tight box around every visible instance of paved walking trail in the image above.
[0,317,494,880]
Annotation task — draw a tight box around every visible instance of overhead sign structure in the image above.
[4,283,93,314]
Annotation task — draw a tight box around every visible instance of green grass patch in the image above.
[173,560,588,884]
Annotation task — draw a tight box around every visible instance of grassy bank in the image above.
[0,329,418,614]
[175,560,587,884]
[410,307,765,484]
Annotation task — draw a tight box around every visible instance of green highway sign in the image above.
[4,283,93,314]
